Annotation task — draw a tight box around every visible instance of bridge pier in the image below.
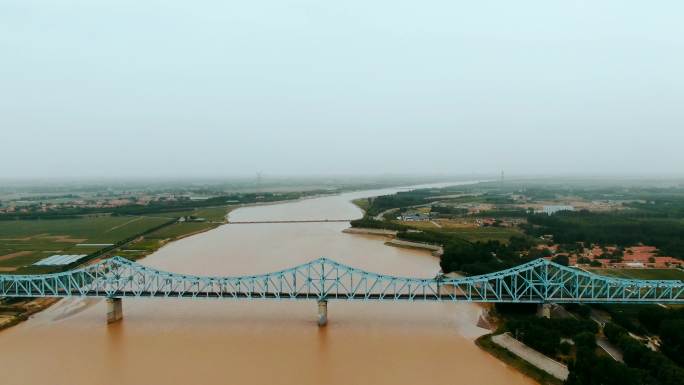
[537,303,551,319]
[317,300,328,327]
[106,297,123,324]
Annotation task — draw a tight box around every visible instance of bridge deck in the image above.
[2,257,683,304]
[8,291,683,305]
[227,219,354,224]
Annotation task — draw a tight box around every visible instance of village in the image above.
[355,183,684,275]
[539,243,681,269]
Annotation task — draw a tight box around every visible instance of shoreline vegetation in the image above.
[343,229,546,384]
[384,239,443,255]
[341,228,443,255]
[350,198,541,382]
[348,182,684,385]
[348,199,545,379]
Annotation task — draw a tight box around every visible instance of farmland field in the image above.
[0,216,170,270]
[445,227,522,243]
[396,220,522,243]
[0,205,235,272]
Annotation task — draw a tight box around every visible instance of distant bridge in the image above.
[1,257,683,325]
[227,219,355,224]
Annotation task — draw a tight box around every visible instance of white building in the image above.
[542,205,574,215]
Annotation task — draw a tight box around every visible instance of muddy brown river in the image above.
[0,183,535,385]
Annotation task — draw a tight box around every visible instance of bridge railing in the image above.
[1,257,683,304]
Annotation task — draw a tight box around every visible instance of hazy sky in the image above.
[1,1,683,178]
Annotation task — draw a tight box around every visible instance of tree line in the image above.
[0,192,308,220]
[603,322,684,385]
[524,211,684,259]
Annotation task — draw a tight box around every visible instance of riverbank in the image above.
[0,205,243,332]
[344,200,544,384]
[0,219,224,332]
[0,297,60,330]
[384,239,443,256]
[342,225,545,385]
[341,227,397,236]
[341,228,444,256]
[476,334,563,385]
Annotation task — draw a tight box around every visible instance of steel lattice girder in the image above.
[1,257,683,304]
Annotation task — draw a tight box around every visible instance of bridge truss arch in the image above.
[1,257,683,304]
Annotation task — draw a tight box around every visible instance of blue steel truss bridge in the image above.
[1,257,683,325]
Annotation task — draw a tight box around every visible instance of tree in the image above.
[552,254,569,266]
[604,322,627,343]
[637,306,667,332]
[573,332,596,350]
[576,304,591,318]
[660,319,684,366]
[603,322,684,385]
[566,354,644,385]
[559,341,572,355]
[506,318,561,356]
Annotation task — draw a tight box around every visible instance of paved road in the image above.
[374,208,397,221]
[589,309,625,362]
[597,337,624,362]
[492,333,569,381]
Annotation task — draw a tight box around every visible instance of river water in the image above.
[0,183,534,385]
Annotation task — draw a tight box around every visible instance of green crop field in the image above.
[143,222,217,241]
[190,206,233,222]
[352,198,371,211]
[395,220,522,243]
[142,206,233,223]
[445,227,522,243]
[593,268,684,280]
[117,222,219,259]
[0,215,170,270]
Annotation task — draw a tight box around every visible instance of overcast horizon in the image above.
[2,1,683,179]
[2,172,684,184]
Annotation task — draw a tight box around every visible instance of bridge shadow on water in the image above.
[49,297,101,322]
